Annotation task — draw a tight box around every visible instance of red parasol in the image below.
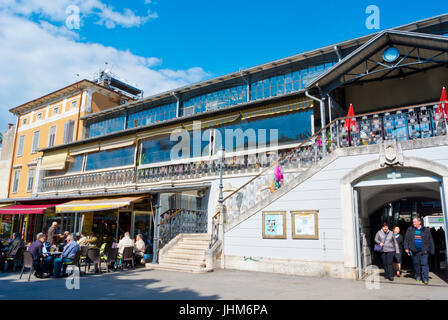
[436,87,447,120]
[343,104,357,132]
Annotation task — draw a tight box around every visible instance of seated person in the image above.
[29,233,51,278]
[118,232,134,256]
[77,232,89,246]
[53,234,80,278]
[134,234,146,262]
[87,233,100,247]
[2,233,25,271]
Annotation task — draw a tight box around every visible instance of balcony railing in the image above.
[223,101,448,225]
[39,167,136,193]
[39,101,447,195]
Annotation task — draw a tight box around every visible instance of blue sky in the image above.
[0,0,446,131]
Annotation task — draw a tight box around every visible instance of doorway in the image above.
[352,167,448,283]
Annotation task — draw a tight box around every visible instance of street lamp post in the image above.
[152,203,160,264]
[218,147,225,205]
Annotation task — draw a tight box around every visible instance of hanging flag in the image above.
[436,87,447,120]
[343,104,357,132]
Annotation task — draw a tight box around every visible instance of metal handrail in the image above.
[222,100,444,203]
[158,209,182,226]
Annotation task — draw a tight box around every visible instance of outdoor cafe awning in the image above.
[55,196,143,214]
[0,203,63,215]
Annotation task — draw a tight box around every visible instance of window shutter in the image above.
[63,122,69,144]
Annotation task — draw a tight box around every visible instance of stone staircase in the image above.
[147,233,211,273]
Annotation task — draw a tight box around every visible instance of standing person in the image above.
[374,222,400,281]
[392,226,404,277]
[47,222,61,246]
[404,217,435,285]
[53,234,80,278]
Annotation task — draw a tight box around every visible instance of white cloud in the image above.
[0,13,210,130]
[0,0,158,29]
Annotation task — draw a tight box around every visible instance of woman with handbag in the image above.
[374,222,400,281]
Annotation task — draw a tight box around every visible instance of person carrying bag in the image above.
[374,222,400,281]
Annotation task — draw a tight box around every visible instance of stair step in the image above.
[178,239,210,247]
[167,248,206,256]
[147,263,208,273]
[163,252,206,260]
[160,257,205,266]
[176,244,210,250]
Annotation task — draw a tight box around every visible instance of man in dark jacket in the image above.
[29,233,48,278]
[404,217,435,285]
[1,233,25,271]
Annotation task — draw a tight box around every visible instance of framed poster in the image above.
[262,211,286,239]
[291,211,319,239]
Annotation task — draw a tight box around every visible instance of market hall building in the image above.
[1,14,448,280]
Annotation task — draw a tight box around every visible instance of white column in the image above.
[32,157,42,196]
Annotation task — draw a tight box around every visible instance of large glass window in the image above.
[67,155,84,173]
[250,62,336,101]
[215,109,313,152]
[180,85,248,116]
[140,132,210,165]
[127,103,177,129]
[87,115,125,138]
[85,146,135,171]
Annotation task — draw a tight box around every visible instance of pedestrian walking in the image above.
[404,217,435,285]
[392,226,404,277]
[374,222,400,281]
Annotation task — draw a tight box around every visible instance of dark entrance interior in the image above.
[369,198,447,280]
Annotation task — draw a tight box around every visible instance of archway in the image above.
[352,166,447,284]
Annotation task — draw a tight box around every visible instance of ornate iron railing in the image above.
[158,209,208,250]
[39,167,136,192]
[208,211,221,249]
[223,100,448,225]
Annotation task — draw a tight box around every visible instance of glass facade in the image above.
[85,146,135,171]
[250,62,336,101]
[180,85,248,116]
[127,103,177,128]
[215,109,313,152]
[140,132,211,165]
[85,61,330,138]
[87,115,126,138]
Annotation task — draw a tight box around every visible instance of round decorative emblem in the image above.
[383,47,400,63]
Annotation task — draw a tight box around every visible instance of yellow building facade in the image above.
[8,80,132,199]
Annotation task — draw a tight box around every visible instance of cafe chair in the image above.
[85,248,102,274]
[118,247,135,271]
[7,247,24,272]
[63,251,83,277]
[19,251,34,282]
[101,247,118,272]
[80,246,89,264]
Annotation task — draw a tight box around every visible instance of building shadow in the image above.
[0,267,220,300]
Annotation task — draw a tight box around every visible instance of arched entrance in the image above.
[352,166,448,282]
